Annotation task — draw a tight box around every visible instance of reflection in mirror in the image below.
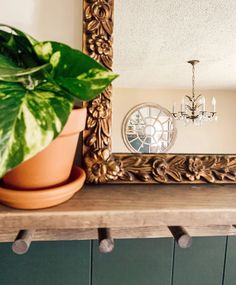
[112,0,236,154]
[122,103,176,153]
[171,60,218,125]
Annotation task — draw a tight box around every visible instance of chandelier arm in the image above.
[185,104,192,111]
[196,103,203,109]
[185,95,193,102]
[195,94,202,101]
[172,60,217,124]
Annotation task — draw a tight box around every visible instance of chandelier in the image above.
[171,60,217,125]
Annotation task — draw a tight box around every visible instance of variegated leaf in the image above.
[0,81,73,177]
[33,41,118,101]
[0,25,118,177]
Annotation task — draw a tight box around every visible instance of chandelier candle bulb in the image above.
[172,103,176,113]
[199,97,202,107]
[212,97,216,112]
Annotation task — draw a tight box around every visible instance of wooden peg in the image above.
[12,230,35,255]
[168,226,192,248]
[98,228,114,253]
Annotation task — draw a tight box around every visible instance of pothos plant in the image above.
[0,24,118,178]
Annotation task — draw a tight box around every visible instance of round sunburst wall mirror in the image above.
[122,103,177,153]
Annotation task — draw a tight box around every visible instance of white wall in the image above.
[0,0,82,49]
[113,88,236,154]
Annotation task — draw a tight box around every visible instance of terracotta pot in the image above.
[0,166,86,209]
[3,108,87,190]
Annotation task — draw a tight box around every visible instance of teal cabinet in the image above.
[0,237,234,285]
[0,241,91,285]
[223,237,236,285]
[173,237,226,285]
[92,238,174,285]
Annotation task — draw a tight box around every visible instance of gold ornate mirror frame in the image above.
[82,0,236,184]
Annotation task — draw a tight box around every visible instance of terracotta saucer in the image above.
[0,166,86,210]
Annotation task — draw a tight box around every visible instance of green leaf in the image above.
[0,81,73,177]
[0,25,118,177]
[0,53,51,89]
[56,68,118,101]
[0,63,51,82]
[0,25,40,68]
[36,42,118,100]
[37,42,108,75]
[0,53,18,69]
[0,24,38,47]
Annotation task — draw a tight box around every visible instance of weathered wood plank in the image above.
[1,184,236,230]
[1,226,236,242]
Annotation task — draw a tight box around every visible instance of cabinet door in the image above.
[223,236,236,285]
[0,240,91,285]
[173,237,226,285]
[92,238,174,285]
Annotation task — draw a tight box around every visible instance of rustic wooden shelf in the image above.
[1,184,236,242]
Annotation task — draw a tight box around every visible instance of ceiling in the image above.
[113,0,236,90]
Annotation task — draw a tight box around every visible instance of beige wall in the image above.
[0,0,82,49]
[113,88,236,153]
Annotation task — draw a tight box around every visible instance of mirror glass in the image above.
[112,0,236,154]
[122,103,176,153]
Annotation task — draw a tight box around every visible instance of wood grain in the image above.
[1,226,236,242]
[1,184,236,230]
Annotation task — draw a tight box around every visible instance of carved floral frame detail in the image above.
[82,0,236,184]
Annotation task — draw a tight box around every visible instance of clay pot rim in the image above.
[0,166,85,197]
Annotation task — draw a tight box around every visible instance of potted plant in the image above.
[0,24,118,209]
